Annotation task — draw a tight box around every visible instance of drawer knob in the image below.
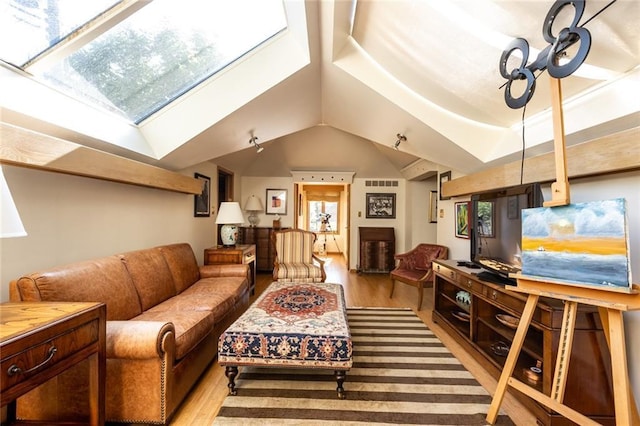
[467,280,472,288]
[491,290,498,300]
[8,346,57,377]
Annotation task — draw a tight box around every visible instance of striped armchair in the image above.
[272,229,326,283]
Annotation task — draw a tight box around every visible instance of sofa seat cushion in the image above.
[132,310,214,360]
[185,277,248,304]
[147,276,247,317]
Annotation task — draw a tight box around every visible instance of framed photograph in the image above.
[455,201,470,239]
[429,190,438,223]
[439,171,451,200]
[507,195,519,219]
[366,193,396,219]
[266,189,287,215]
[194,173,210,217]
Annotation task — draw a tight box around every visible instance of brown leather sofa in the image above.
[9,242,250,424]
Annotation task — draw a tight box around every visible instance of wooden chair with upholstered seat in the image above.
[272,229,326,283]
[389,243,448,310]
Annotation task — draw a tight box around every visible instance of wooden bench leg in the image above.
[335,370,347,400]
[225,366,238,396]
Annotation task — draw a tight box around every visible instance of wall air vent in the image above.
[365,180,398,187]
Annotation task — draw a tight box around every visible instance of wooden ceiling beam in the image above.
[0,123,202,195]
[442,126,640,198]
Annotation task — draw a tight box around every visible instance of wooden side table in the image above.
[0,302,106,425]
[204,244,256,295]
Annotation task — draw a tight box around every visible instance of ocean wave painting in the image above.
[521,198,632,289]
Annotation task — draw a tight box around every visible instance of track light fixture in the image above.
[394,133,406,150]
[249,136,264,153]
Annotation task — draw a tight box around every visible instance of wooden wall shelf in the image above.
[0,123,202,195]
[442,126,639,198]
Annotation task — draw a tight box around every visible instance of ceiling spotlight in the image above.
[394,133,407,150]
[249,136,264,153]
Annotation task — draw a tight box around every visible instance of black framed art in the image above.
[366,193,396,219]
[194,173,210,217]
[439,171,451,201]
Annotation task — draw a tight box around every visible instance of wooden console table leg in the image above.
[88,352,104,426]
[486,294,539,424]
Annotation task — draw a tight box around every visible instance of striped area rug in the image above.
[214,308,514,425]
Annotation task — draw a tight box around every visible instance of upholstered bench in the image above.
[218,281,352,399]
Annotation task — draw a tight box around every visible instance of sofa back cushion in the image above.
[14,256,142,320]
[119,248,177,311]
[157,243,200,294]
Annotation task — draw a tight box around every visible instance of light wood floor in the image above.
[170,254,537,425]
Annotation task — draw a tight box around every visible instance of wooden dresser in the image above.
[204,244,256,295]
[0,302,106,425]
[237,227,281,272]
[432,259,615,425]
[358,227,395,273]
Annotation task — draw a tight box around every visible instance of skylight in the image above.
[1,0,287,124]
[0,0,121,66]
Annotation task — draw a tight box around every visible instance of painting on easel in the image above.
[521,198,632,290]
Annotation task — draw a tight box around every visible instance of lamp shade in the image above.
[1,166,27,238]
[244,195,263,211]
[215,202,245,246]
[215,202,245,224]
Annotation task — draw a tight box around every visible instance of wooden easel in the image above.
[486,77,640,425]
[486,277,640,425]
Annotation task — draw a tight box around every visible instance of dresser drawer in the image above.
[457,275,483,295]
[1,318,99,394]
[433,262,456,281]
[484,287,543,323]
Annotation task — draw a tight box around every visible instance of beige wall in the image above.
[0,162,219,301]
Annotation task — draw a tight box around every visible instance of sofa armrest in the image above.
[199,264,249,278]
[106,321,175,359]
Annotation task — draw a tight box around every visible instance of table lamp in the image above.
[215,202,245,246]
[244,195,263,227]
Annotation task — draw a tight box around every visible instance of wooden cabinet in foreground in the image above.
[432,259,615,426]
[0,302,106,425]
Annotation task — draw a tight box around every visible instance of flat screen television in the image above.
[470,183,544,283]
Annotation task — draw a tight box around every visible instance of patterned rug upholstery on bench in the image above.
[218,281,352,398]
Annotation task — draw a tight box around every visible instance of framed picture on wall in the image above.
[366,193,396,218]
[439,171,451,200]
[455,201,470,239]
[266,189,287,215]
[429,190,438,223]
[194,173,210,217]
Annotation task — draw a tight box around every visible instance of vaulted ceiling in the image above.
[1,0,638,178]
